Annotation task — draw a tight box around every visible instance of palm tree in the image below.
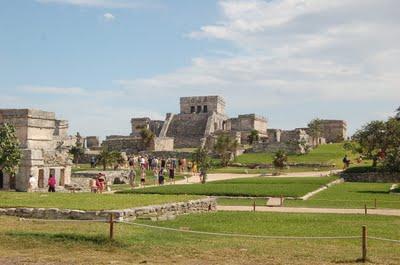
[192,147,212,184]
[273,150,288,173]
[98,148,122,170]
[247,130,260,145]
[214,134,239,167]
[140,128,155,149]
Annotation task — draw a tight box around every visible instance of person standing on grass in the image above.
[169,165,175,184]
[153,168,159,185]
[140,169,146,187]
[128,170,136,189]
[48,174,56,192]
[28,175,36,192]
[89,177,97,193]
[158,168,165,185]
[342,155,350,169]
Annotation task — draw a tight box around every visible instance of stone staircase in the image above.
[159,113,174,137]
[166,113,209,148]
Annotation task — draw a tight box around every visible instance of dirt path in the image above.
[174,170,339,185]
[217,205,400,217]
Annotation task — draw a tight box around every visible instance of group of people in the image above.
[126,155,202,189]
[89,173,111,193]
[28,174,57,192]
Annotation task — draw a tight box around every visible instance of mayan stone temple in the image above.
[102,95,269,153]
[0,109,74,191]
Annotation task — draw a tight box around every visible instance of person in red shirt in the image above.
[48,174,56,192]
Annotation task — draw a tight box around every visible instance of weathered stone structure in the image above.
[320,120,347,143]
[226,114,268,144]
[85,136,100,149]
[102,135,174,154]
[0,109,73,191]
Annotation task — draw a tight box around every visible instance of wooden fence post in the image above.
[280,195,283,206]
[253,201,256,212]
[109,214,114,240]
[362,225,367,262]
[364,204,367,215]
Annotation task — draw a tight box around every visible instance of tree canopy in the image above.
[0,123,22,176]
[214,134,239,167]
[307,118,323,146]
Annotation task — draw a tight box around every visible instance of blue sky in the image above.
[1,0,400,139]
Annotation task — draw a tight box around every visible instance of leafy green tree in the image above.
[395,106,400,121]
[214,134,239,167]
[192,147,212,184]
[273,150,288,172]
[0,123,22,176]
[98,148,123,170]
[352,120,386,167]
[308,118,323,146]
[69,146,85,164]
[247,130,260,145]
[140,128,155,148]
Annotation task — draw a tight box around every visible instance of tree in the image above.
[97,148,122,170]
[192,147,212,184]
[308,118,323,146]
[247,130,260,145]
[0,123,22,176]
[395,106,400,121]
[352,120,386,167]
[140,128,155,148]
[69,146,85,164]
[273,150,288,172]
[214,134,239,167]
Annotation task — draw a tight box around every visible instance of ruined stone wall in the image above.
[267,129,282,143]
[152,137,174,151]
[102,136,145,153]
[320,120,347,143]
[227,114,267,134]
[0,198,217,221]
[85,136,100,148]
[131,117,164,137]
[180,96,225,115]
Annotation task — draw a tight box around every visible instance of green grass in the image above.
[209,166,331,174]
[1,212,399,264]
[219,182,400,209]
[285,182,400,209]
[0,192,201,211]
[122,176,338,197]
[234,143,371,168]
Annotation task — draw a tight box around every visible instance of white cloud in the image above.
[20,85,87,95]
[36,0,160,9]
[103,13,115,21]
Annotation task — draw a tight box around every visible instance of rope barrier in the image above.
[369,237,400,244]
[20,218,109,223]
[306,199,400,204]
[119,221,360,240]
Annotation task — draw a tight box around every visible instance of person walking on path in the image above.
[158,168,165,185]
[28,175,36,192]
[48,174,56,192]
[140,169,146,187]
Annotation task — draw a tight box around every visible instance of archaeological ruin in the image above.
[100,95,347,155]
[0,109,74,191]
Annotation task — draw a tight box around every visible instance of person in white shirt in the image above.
[28,175,36,192]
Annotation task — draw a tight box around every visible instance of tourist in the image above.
[192,162,198,178]
[178,158,183,173]
[128,156,135,169]
[151,157,158,170]
[48,174,56,192]
[199,169,206,184]
[161,158,166,169]
[187,160,193,174]
[169,165,175,184]
[342,155,350,169]
[158,168,165,185]
[140,170,146,187]
[89,177,97,193]
[128,170,136,189]
[90,156,96,168]
[28,175,36,192]
[153,168,159,185]
[182,158,187,172]
[97,173,106,193]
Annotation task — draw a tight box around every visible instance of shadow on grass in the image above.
[356,191,390,195]
[6,231,126,247]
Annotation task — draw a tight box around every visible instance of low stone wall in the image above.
[341,172,400,183]
[0,198,217,221]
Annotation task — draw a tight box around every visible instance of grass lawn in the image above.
[1,212,399,264]
[234,143,371,168]
[209,166,333,174]
[0,192,201,211]
[285,182,400,209]
[219,182,400,209]
[122,176,338,197]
